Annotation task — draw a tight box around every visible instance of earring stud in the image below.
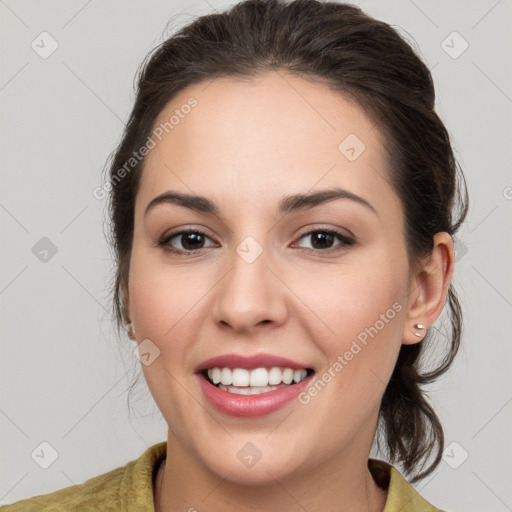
[414,323,425,337]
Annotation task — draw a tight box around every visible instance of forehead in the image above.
[137,71,397,216]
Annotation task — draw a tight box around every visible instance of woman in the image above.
[4,0,468,510]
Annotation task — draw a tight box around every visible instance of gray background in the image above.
[1,1,511,510]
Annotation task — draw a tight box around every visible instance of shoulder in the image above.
[1,442,167,512]
[369,458,444,512]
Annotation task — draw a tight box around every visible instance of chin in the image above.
[205,454,300,487]
[191,433,313,487]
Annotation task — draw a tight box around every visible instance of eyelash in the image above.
[157,228,355,256]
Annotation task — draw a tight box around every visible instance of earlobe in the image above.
[402,232,455,345]
[127,324,137,341]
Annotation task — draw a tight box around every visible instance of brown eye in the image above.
[295,230,354,252]
[158,230,216,254]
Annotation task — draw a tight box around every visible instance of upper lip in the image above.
[194,353,312,372]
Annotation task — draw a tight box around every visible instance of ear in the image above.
[120,283,136,341]
[402,232,455,345]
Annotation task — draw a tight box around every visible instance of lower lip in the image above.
[197,373,314,417]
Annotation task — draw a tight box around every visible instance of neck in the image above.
[154,431,387,512]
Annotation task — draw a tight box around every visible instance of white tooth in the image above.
[232,368,250,386]
[232,386,251,395]
[249,367,269,387]
[213,367,308,393]
[268,367,282,385]
[220,368,232,385]
[212,367,221,384]
[248,385,272,394]
[282,368,293,385]
[221,383,290,395]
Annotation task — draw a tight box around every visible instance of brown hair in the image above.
[104,0,468,482]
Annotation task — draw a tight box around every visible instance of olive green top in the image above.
[1,442,442,511]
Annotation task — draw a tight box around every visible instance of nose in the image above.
[211,243,289,334]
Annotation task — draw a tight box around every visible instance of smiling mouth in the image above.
[201,366,315,395]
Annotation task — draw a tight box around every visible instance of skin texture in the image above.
[124,71,455,512]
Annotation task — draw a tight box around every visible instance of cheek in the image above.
[128,251,211,340]
[127,253,209,428]
[126,251,215,409]
[295,257,406,347]
[291,250,408,405]
[291,267,406,436]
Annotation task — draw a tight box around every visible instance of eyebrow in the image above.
[144,187,377,217]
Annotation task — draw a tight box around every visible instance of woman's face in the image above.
[126,71,419,484]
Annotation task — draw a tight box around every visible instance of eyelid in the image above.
[293,223,355,242]
[158,223,216,241]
